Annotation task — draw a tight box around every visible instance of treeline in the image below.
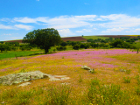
[56,36,140,51]
[0,42,33,52]
[0,36,140,53]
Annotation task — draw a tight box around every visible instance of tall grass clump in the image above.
[0,88,34,105]
[78,75,83,83]
[135,75,140,85]
[87,79,131,105]
[135,87,140,95]
[43,85,71,105]
[123,76,131,83]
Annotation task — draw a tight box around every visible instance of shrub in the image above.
[43,85,71,105]
[87,82,130,105]
[73,44,80,50]
[56,46,66,51]
[123,77,131,83]
[135,87,140,95]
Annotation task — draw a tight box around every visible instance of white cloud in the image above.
[13,17,37,23]
[102,27,128,33]
[14,24,33,30]
[58,29,75,37]
[134,28,140,32]
[76,29,92,33]
[99,14,140,28]
[4,34,12,35]
[1,14,140,35]
[0,24,14,29]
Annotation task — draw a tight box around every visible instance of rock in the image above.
[81,65,91,70]
[18,82,31,87]
[81,65,95,73]
[120,69,126,72]
[89,69,95,73]
[0,71,49,86]
[0,71,70,86]
[49,75,70,81]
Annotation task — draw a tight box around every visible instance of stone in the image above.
[18,82,31,87]
[89,69,95,73]
[0,71,70,86]
[49,75,70,81]
[0,71,49,86]
[120,69,126,72]
[81,65,91,70]
[81,65,95,73]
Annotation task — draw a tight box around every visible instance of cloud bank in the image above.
[1,14,140,37]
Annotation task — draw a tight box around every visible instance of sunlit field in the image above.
[0,49,140,105]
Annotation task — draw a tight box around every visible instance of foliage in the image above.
[60,41,67,46]
[43,85,71,105]
[87,82,130,105]
[23,28,61,53]
[123,77,131,83]
[56,46,66,51]
[73,44,80,50]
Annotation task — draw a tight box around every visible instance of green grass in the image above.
[0,46,74,60]
[0,50,44,60]
[83,36,110,40]
[87,80,131,105]
[133,42,140,48]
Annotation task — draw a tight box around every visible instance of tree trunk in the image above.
[45,48,49,54]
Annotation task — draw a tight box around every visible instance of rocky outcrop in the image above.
[0,71,70,86]
[81,66,95,73]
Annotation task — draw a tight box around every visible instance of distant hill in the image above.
[2,36,87,43]
[2,35,140,43]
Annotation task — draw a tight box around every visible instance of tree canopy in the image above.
[23,28,61,53]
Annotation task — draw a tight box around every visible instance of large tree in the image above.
[23,28,61,53]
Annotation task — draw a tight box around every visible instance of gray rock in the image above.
[81,65,95,73]
[0,71,70,86]
[89,69,95,73]
[49,75,70,81]
[18,82,31,87]
[81,65,91,70]
[0,71,49,86]
[120,69,126,72]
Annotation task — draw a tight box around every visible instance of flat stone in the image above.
[0,71,70,86]
[18,82,31,87]
[81,65,91,70]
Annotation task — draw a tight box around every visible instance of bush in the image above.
[87,82,130,105]
[20,45,32,51]
[73,44,80,50]
[123,77,131,83]
[43,85,71,105]
[56,46,66,51]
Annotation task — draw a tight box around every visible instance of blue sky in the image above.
[0,0,140,41]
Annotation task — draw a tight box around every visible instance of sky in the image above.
[0,0,140,41]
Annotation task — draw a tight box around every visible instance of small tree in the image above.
[73,44,80,50]
[23,28,61,53]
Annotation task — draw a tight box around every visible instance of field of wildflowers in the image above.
[0,49,140,104]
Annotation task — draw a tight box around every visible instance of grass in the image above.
[133,42,140,48]
[0,49,44,60]
[0,46,73,60]
[0,49,140,104]
[87,82,131,105]
[83,36,110,40]
[123,76,131,83]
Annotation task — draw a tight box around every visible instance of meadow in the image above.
[0,49,140,105]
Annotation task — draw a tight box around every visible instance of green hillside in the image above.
[83,36,110,40]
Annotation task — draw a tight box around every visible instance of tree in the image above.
[23,28,61,53]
